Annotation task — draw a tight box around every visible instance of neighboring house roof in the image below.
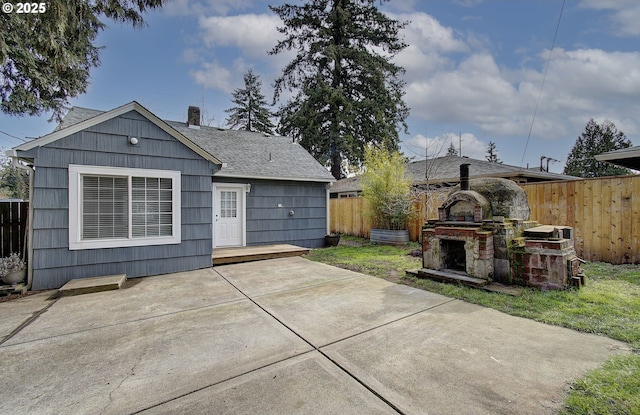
[408,155,576,185]
[331,155,577,194]
[11,102,334,183]
[595,145,640,170]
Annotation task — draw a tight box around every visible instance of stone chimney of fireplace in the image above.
[460,163,470,191]
[187,106,201,129]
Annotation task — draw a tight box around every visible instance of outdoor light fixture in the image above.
[129,137,139,145]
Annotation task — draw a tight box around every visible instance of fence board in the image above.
[522,175,640,264]
[0,202,28,259]
[633,177,640,263]
[332,176,640,264]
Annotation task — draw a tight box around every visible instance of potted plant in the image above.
[0,252,26,285]
[325,233,341,247]
[361,147,418,244]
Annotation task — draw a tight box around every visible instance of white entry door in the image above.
[214,185,244,247]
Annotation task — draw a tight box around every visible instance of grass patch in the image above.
[560,354,640,415]
[305,235,422,280]
[305,236,640,414]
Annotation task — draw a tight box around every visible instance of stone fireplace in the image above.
[420,164,584,289]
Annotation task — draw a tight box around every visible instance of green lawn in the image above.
[305,236,640,415]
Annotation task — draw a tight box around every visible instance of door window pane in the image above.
[220,191,237,218]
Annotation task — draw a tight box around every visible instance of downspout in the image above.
[6,150,34,290]
[326,183,331,235]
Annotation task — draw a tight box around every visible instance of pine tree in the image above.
[224,69,275,134]
[486,141,501,163]
[0,0,163,120]
[446,143,458,156]
[270,0,409,179]
[563,119,632,178]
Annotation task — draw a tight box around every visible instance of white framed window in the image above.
[69,165,181,250]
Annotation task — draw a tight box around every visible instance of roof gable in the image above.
[13,101,221,165]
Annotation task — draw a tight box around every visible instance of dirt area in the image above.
[0,290,49,303]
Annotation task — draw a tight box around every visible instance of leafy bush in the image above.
[361,147,418,230]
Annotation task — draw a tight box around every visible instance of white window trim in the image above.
[69,165,181,250]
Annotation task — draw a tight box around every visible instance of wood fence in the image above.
[0,201,28,259]
[521,175,640,264]
[330,191,448,242]
[330,175,640,264]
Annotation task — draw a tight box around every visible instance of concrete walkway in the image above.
[0,257,628,414]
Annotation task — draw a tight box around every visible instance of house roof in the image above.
[330,155,577,194]
[407,155,575,184]
[595,145,640,170]
[11,102,334,183]
[165,121,334,182]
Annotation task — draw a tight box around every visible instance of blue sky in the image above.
[2,0,640,173]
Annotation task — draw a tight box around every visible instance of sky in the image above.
[2,0,640,173]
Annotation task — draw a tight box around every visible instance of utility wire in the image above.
[520,0,566,168]
[0,129,29,143]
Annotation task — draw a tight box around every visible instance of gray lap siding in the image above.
[213,178,328,248]
[30,111,216,290]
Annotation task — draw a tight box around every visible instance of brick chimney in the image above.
[187,106,200,129]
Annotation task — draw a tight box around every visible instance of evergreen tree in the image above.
[486,141,501,163]
[563,118,632,178]
[446,143,458,156]
[0,155,28,199]
[0,0,163,120]
[224,69,275,134]
[270,0,409,179]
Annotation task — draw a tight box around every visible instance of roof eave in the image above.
[595,148,640,170]
[214,172,335,183]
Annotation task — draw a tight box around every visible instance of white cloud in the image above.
[401,38,640,141]
[189,61,234,93]
[198,14,282,58]
[390,12,469,83]
[398,12,468,54]
[579,0,640,36]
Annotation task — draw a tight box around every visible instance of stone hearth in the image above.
[420,164,584,290]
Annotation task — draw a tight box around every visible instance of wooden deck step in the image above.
[408,268,489,287]
[212,244,309,266]
[58,274,127,297]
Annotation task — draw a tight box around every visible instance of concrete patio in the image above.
[0,257,628,414]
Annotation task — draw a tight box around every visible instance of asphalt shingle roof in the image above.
[330,155,577,194]
[407,155,574,184]
[54,107,104,131]
[166,121,334,182]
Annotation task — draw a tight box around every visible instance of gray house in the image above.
[330,155,577,198]
[7,101,334,290]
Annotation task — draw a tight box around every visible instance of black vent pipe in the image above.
[460,163,470,191]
